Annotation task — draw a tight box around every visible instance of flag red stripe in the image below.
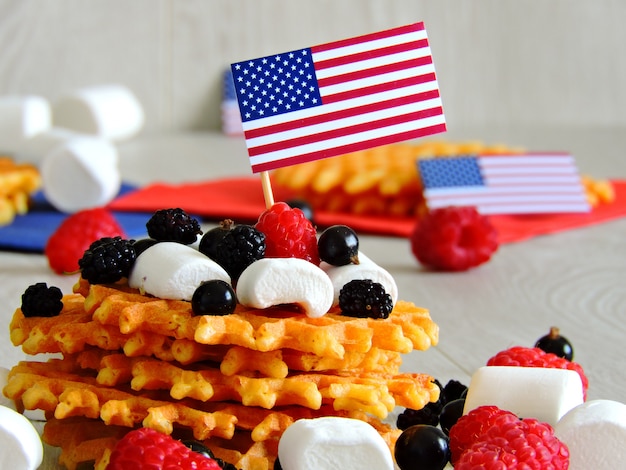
[316,55,433,88]
[322,72,438,104]
[251,122,447,172]
[310,22,425,54]
[247,106,444,157]
[244,88,441,140]
[313,39,430,71]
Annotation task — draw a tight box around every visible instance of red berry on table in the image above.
[44,208,126,275]
[487,346,588,400]
[455,412,569,469]
[410,206,498,271]
[448,405,519,464]
[107,427,221,470]
[255,201,320,265]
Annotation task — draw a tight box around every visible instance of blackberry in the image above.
[213,224,265,281]
[441,379,468,404]
[79,236,137,284]
[338,279,393,319]
[146,208,202,244]
[397,401,443,429]
[21,282,63,317]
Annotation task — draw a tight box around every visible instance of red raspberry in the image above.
[487,346,588,400]
[410,206,498,271]
[107,427,221,470]
[455,414,569,469]
[45,208,126,274]
[449,405,519,464]
[255,201,320,265]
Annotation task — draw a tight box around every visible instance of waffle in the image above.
[0,156,41,225]
[4,277,439,469]
[271,141,523,217]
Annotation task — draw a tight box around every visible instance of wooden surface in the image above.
[1,127,625,468]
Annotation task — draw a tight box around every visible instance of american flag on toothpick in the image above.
[231,22,446,174]
[418,153,591,215]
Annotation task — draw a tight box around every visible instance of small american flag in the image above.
[418,153,590,214]
[231,22,446,173]
[221,69,244,136]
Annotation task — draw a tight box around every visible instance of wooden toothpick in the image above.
[260,171,275,209]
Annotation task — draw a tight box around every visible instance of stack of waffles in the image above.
[5,276,439,469]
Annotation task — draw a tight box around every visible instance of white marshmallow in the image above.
[0,95,51,154]
[53,84,144,141]
[0,405,44,470]
[463,366,584,426]
[236,258,334,318]
[129,242,230,301]
[41,136,121,213]
[12,127,83,166]
[321,252,398,306]
[555,400,626,470]
[278,417,394,470]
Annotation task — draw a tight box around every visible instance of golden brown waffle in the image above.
[7,359,404,470]
[5,277,439,469]
[271,141,524,217]
[0,156,41,225]
[72,280,438,358]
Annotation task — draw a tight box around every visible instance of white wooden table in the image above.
[1,127,625,469]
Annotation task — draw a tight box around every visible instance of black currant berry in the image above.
[286,199,314,223]
[535,326,574,360]
[132,238,160,257]
[439,398,465,435]
[394,424,450,470]
[318,225,359,266]
[199,219,234,261]
[191,280,237,315]
[181,440,215,459]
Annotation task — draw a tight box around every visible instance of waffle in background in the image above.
[0,157,41,226]
[271,141,614,218]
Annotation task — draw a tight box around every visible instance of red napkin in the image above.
[109,178,626,244]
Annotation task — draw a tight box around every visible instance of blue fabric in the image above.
[0,184,150,252]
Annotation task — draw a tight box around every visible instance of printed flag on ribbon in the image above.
[418,153,590,214]
[231,22,446,173]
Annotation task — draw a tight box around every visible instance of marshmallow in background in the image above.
[11,127,84,167]
[0,405,44,470]
[53,84,144,141]
[555,400,626,470]
[41,136,121,213]
[0,95,51,154]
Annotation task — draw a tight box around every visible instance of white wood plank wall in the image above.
[0,0,624,134]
